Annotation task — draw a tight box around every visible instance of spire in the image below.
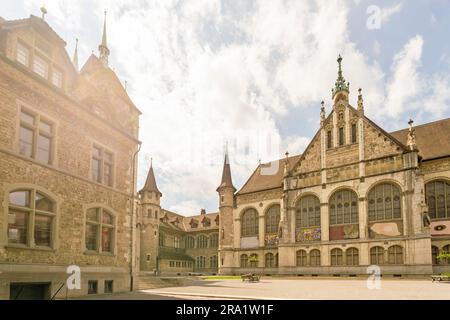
[72,38,79,71]
[320,100,326,127]
[332,54,350,99]
[217,144,236,192]
[98,10,110,67]
[140,159,162,196]
[357,88,364,115]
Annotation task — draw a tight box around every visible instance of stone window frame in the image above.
[345,247,359,266]
[15,102,58,166]
[265,204,280,235]
[83,204,118,256]
[295,194,321,230]
[265,252,276,268]
[15,39,30,67]
[209,255,218,269]
[350,121,358,144]
[329,188,359,226]
[209,233,219,248]
[309,249,321,266]
[431,245,439,265]
[387,245,403,265]
[195,256,206,269]
[296,249,307,266]
[425,179,450,220]
[241,207,259,238]
[367,182,403,223]
[185,235,195,248]
[240,254,248,268]
[330,248,343,266]
[89,141,116,188]
[2,183,60,251]
[196,234,209,249]
[370,246,385,265]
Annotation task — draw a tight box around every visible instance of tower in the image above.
[216,146,236,274]
[138,160,162,272]
[331,54,350,105]
[98,10,110,67]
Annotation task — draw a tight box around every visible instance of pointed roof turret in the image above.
[98,10,110,67]
[72,38,79,71]
[139,159,162,196]
[217,143,236,192]
[332,54,350,99]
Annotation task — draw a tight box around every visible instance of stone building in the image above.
[137,163,219,276]
[0,13,141,299]
[218,56,450,277]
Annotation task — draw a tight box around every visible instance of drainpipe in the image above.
[130,142,142,291]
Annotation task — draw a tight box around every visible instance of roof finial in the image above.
[124,80,128,92]
[332,54,350,99]
[40,7,47,20]
[150,157,153,168]
[98,10,110,67]
[407,119,417,151]
[72,38,79,71]
[320,101,326,127]
[357,88,364,115]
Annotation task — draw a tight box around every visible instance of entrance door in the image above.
[10,283,51,300]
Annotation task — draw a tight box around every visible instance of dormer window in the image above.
[33,54,49,79]
[202,219,211,227]
[16,41,30,66]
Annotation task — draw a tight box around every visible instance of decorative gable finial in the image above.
[40,7,48,20]
[357,88,364,115]
[407,119,417,151]
[98,10,110,67]
[332,54,350,100]
[284,151,290,177]
[320,100,326,127]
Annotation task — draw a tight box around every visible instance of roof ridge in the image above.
[390,117,450,134]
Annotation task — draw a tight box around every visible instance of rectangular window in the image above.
[88,281,98,294]
[52,68,63,88]
[91,146,114,186]
[85,224,98,251]
[327,130,332,149]
[104,280,113,294]
[19,109,54,165]
[33,54,49,79]
[351,124,357,143]
[339,127,344,146]
[34,214,52,247]
[7,209,29,245]
[16,42,29,66]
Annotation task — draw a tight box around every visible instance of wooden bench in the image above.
[431,275,450,282]
[241,274,260,282]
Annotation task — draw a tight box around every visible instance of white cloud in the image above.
[380,3,403,25]
[423,75,450,116]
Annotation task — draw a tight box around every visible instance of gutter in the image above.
[130,142,142,291]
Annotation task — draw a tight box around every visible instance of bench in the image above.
[241,274,260,282]
[431,275,450,282]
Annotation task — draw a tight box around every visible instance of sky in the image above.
[2,0,450,215]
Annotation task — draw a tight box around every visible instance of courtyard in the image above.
[85,277,450,300]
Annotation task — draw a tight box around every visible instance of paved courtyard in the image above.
[132,278,450,300]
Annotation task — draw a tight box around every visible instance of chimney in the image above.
[201,209,206,215]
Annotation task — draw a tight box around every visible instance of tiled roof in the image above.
[160,209,219,232]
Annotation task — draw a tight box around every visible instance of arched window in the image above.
[209,233,219,248]
[197,235,208,248]
[209,255,218,268]
[330,248,343,266]
[388,245,403,265]
[425,180,450,219]
[440,245,450,265]
[241,208,258,237]
[310,249,321,267]
[8,189,56,248]
[174,236,180,248]
[265,205,280,234]
[296,195,321,229]
[296,250,307,266]
[329,189,358,225]
[370,246,384,265]
[368,183,402,221]
[86,207,115,253]
[186,236,195,249]
[346,248,359,266]
[240,254,248,268]
[159,232,165,247]
[249,254,258,268]
[196,256,206,269]
[432,246,439,265]
[265,253,276,267]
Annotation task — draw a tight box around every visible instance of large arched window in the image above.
[368,183,401,221]
[310,249,321,266]
[346,248,359,266]
[370,246,384,265]
[425,180,450,219]
[387,245,403,265]
[240,254,248,268]
[196,256,206,269]
[296,195,321,229]
[186,235,195,249]
[209,233,219,248]
[329,189,358,225]
[241,208,258,237]
[8,189,56,248]
[265,205,280,234]
[197,235,208,248]
[86,207,115,253]
[330,248,343,266]
[265,253,276,267]
[296,250,307,266]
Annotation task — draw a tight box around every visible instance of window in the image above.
[368,183,402,222]
[52,68,63,88]
[210,233,219,248]
[241,208,258,237]
[330,248,343,266]
[265,253,276,267]
[249,254,258,268]
[310,249,321,267]
[351,124,357,143]
[186,236,195,248]
[432,246,439,265]
[202,219,211,227]
[440,245,450,265]
[296,195,321,229]
[240,254,248,268]
[370,246,384,265]
[339,127,344,146]
[169,261,174,267]
[159,232,165,247]
[85,208,115,253]
[196,256,206,269]
[8,189,55,248]
[197,235,208,248]
[91,145,114,187]
[88,280,98,294]
[16,41,29,66]
[210,255,218,269]
[296,250,307,266]
[265,205,280,234]
[327,130,332,149]
[329,189,358,225]
[387,245,403,265]
[33,54,49,79]
[19,109,54,165]
[346,248,359,266]
[104,280,113,294]
[174,236,180,248]
[425,180,450,219]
